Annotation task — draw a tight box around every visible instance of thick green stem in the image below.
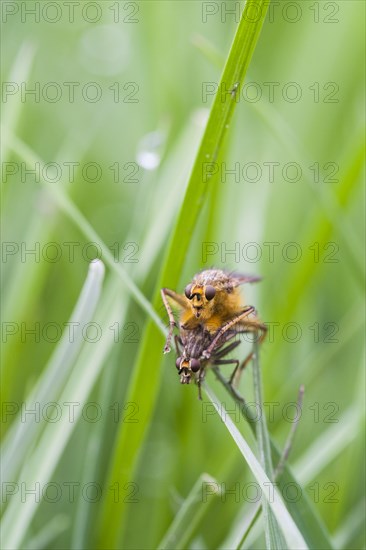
[97,2,271,547]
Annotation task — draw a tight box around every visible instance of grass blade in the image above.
[294,403,364,486]
[332,498,366,550]
[1,130,164,332]
[252,342,287,549]
[204,384,308,550]
[0,278,123,549]
[157,474,221,550]
[97,2,271,546]
[23,515,69,550]
[1,260,105,484]
[211,368,333,549]
[1,41,36,164]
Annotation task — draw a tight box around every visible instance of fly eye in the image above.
[205,285,216,301]
[184,284,193,299]
[175,357,182,370]
[190,358,200,373]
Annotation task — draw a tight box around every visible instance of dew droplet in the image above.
[136,130,165,171]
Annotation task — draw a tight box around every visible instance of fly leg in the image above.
[213,357,246,391]
[229,321,268,387]
[213,358,239,374]
[212,353,253,389]
[202,306,255,359]
[174,335,183,356]
[197,378,202,401]
[197,368,207,401]
[161,288,187,353]
[229,352,254,387]
[212,339,241,359]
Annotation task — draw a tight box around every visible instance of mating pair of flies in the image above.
[161,269,267,399]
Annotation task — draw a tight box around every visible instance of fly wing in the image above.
[229,272,262,287]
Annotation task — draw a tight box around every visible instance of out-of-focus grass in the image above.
[1,1,365,549]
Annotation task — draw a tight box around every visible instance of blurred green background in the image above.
[1,1,365,549]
